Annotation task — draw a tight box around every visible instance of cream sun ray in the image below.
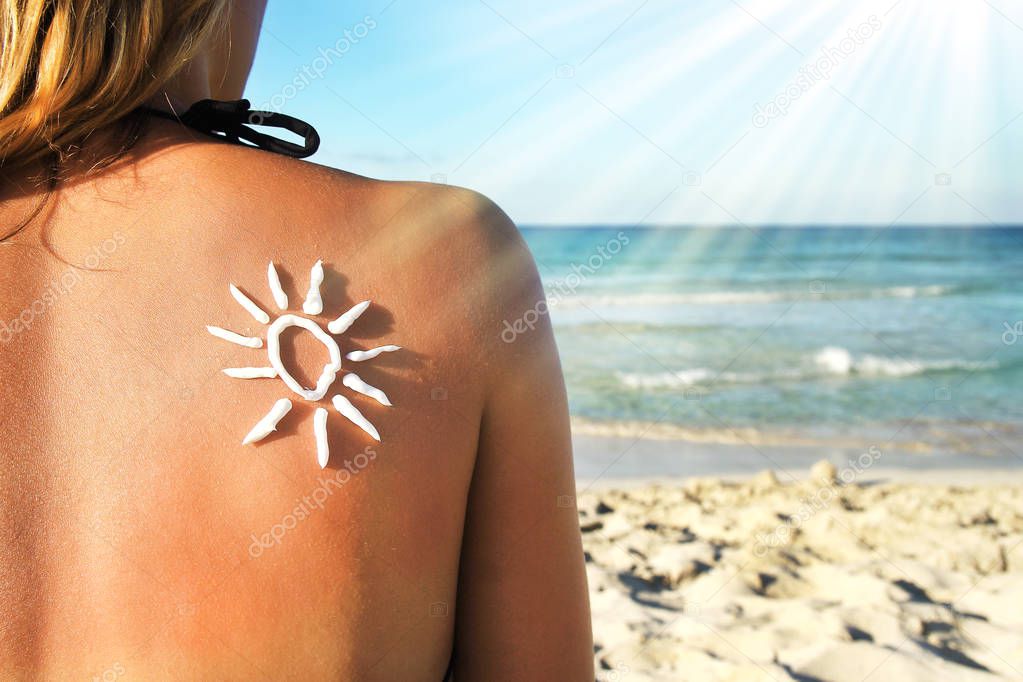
[223,367,277,379]
[211,260,401,463]
[327,300,370,334]
[303,259,324,315]
[242,398,292,445]
[314,407,330,468]
[267,262,289,310]
[345,345,401,362]
[230,284,270,324]
[342,373,392,406]
[332,394,380,441]
[206,325,263,348]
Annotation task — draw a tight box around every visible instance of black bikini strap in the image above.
[142,99,320,159]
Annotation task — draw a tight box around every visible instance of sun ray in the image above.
[332,394,380,441]
[242,398,292,445]
[223,367,277,379]
[230,284,270,324]
[345,345,401,362]
[314,407,330,468]
[327,300,370,334]
[303,259,324,315]
[266,262,289,310]
[206,325,263,348]
[342,373,392,406]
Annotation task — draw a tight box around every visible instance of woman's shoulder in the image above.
[288,156,529,266]
[136,137,546,383]
[118,133,545,378]
[197,143,542,335]
[172,138,531,280]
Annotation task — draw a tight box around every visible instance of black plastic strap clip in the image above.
[174,99,320,159]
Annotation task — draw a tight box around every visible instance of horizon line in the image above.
[517,223,1023,229]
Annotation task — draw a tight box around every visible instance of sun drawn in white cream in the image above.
[206,260,399,468]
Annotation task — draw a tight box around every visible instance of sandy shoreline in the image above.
[582,466,1023,490]
[581,461,1023,681]
[571,433,1023,485]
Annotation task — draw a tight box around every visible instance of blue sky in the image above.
[245,0,1023,225]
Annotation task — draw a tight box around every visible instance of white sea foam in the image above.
[617,347,996,389]
[555,284,955,308]
[568,416,902,449]
[813,346,855,375]
[618,368,714,388]
[813,346,997,378]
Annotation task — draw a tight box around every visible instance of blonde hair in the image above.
[0,0,230,171]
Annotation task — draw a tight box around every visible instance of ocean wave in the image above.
[552,321,726,335]
[617,347,997,389]
[570,416,1020,456]
[552,284,956,308]
[812,346,997,378]
[569,417,934,451]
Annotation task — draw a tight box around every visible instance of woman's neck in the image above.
[146,56,216,114]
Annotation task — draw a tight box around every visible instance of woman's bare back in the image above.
[0,123,592,679]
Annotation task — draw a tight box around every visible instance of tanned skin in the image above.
[0,3,593,680]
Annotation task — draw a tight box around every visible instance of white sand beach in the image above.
[581,463,1023,681]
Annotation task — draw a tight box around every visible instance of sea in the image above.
[520,226,1023,481]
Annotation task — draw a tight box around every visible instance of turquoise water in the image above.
[522,226,1023,461]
